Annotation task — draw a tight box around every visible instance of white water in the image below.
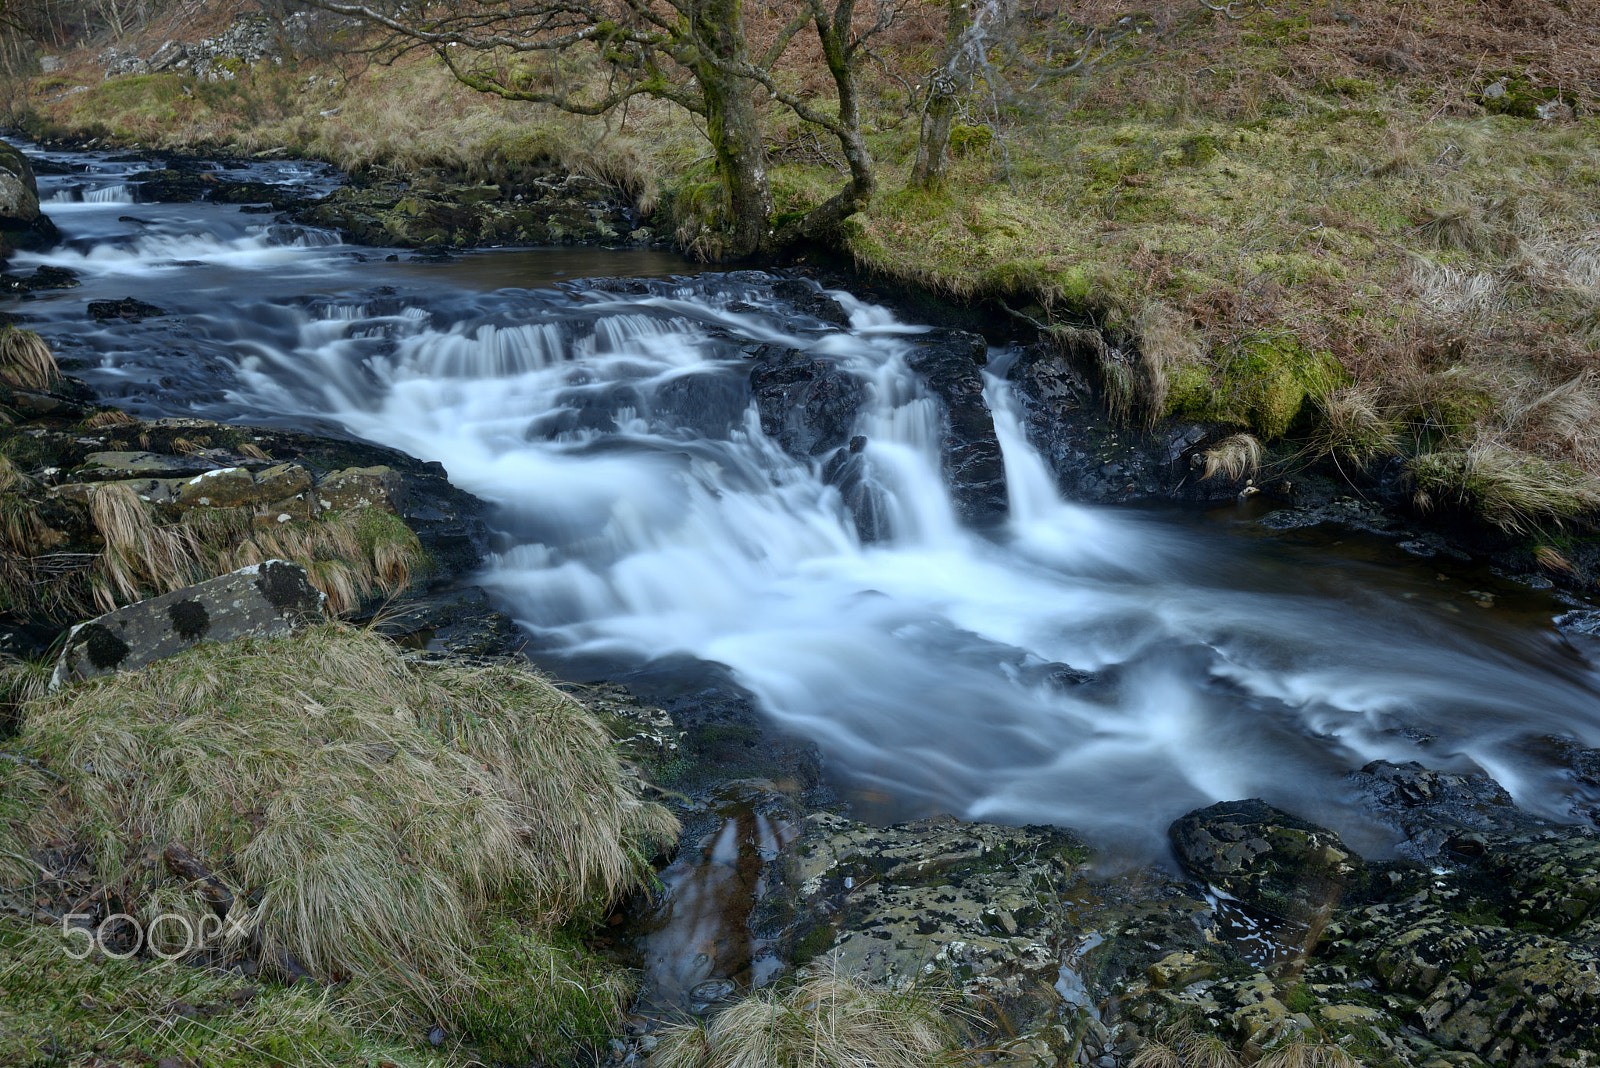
[212,279,1600,857]
[10,136,1597,855]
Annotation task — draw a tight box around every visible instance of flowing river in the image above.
[8,141,1600,866]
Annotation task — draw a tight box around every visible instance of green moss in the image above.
[1325,77,1381,100]
[949,124,994,157]
[1178,135,1220,167]
[1221,337,1346,439]
[453,917,632,1065]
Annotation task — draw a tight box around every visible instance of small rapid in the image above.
[10,140,1600,862]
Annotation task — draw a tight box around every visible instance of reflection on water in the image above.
[615,788,797,1014]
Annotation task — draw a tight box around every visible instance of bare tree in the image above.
[301,0,895,259]
[909,0,1168,187]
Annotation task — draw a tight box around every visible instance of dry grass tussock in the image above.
[1197,433,1264,482]
[1130,1023,1363,1068]
[652,964,969,1068]
[8,625,678,1019]
[12,482,426,618]
[0,326,58,391]
[1411,436,1600,534]
[1310,387,1400,469]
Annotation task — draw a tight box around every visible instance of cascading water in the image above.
[10,139,1600,865]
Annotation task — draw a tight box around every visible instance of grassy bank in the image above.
[0,624,677,1065]
[5,0,1600,539]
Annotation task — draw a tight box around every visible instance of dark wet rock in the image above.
[651,367,750,438]
[770,278,850,327]
[747,346,866,458]
[125,168,218,202]
[293,175,641,250]
[822,435,888,542]
[1555,609,1600,637]
[906,329,1007,524]
[0,141,57,259]
[366,586,521,658]
[0,382,92,421]
[1005,339,1248,506]
[1170,799,1367,924]
[51,561,323,685]
[1348,760,1555,861]
[2,264,78,295]
[87,297,167,322]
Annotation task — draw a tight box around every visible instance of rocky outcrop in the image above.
[747,345,866,458]
[293,176,646,249]
[0,141,57,260]
[51,561,323,685]
[1005,338,1244,505]
[905,329,1007,524]
[1170,799,1367,924]
[100,15,289,81]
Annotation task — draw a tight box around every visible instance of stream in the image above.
[8,142,1600,881]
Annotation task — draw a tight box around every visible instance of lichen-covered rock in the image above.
[1323,828,1600,1068]
[0,141,57,259]
[791,814,1084,1033]
[1170,799,1367,923]
[51,560,324,686]
[314,465,406,513]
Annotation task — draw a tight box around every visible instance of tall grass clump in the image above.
[652,965,969,1068]
[0,326,58,392]
[1310,387,1401,468]
[1411,438,1600,533]
[1130,1023,1364,1068]
[1197,433,1265,482]
[8,626,678,1032]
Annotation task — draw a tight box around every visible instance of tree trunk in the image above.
[791,0,876,242]
[691,0,772,260]
[911,0,973,187]
[699,66,773,259]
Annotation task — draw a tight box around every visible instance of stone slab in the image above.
[51,560,325,687]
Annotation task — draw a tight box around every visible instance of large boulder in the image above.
[747,345,866,458]
[0,141,57,259]
[905,329,1007,524]
[1169,798,1367,924]
[51,561,325,686]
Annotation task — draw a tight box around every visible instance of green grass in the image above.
[0,923,446,1068]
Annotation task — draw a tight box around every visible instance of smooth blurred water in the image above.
[9,139,1600,861]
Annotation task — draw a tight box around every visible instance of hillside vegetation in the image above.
[4,0,1600,537]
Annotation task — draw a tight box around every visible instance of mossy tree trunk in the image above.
[690,0,773,259]
[912,0,973,187]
